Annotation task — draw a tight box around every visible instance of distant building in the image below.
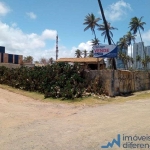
[132,42,144,70]
[132,42,150,70]
[116,47,127,70]
[0,46,23,64]
[145,46,150,69]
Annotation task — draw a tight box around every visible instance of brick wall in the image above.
[86,70,150,96]
[3,53,8,63]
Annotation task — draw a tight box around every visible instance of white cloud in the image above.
[142,30,150,46]
[42,29,57,40]
[0,21,58,61]
[52,41,93,59]
[105,0,132,21]
[11,22,17,28]
[26,12,37,19]
[0,2,10,16]
[78,41,92,51]
[0,21,93,61]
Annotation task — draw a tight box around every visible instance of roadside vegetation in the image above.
[0,63,105,100]
[0,83,150,106]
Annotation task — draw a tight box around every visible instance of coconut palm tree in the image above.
[88,50,93,57]
[82,50,88,58]
[125,31,136,57]
[126,55,131,69]
[97,0,116,70]
[97,0,111,45]
[136,55,141,69]
[98,22,118,43]
[129,16,146,57]
[141,59,146,69]
[75,49,82,58]
[83,13,101,39]
[140,56,150,70]
[146,55,150,66]
[118,36,128,51]
[118,51,128,69]
[130,57,134,67]
[91,38,100,46]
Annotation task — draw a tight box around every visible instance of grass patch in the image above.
[0,84,150,106]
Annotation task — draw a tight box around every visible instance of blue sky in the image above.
[0,0,150,61]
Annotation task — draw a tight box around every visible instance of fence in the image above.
[86,70,150,96]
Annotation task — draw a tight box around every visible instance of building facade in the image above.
[0,46,23,64]
[132,42,150,70]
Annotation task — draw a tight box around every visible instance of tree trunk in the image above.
[97,0,111,44]
[97,0,116,70]
[93,29,97,40]
[131,43,132,58]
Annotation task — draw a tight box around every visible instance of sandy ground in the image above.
[0,88,150,150]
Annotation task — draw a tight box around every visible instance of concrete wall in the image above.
[23,63,35,67]
[86,70,150,96]
[0,63,20,68]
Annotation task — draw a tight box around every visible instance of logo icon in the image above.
[101,134,121,148]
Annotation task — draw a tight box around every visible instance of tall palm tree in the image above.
[97,0,111,45]
[142,55,150,69]
[88,50,93,57]
[126,31,136,57]
[126,55,131,69]
[136,55,141,69]
[141,59,146,69]
[97,0,116,70]
[75,49,82,58]
[83,13,101,39]
[91,38,100,46]
[129,16,146,57]
[98,22,118,43]
[117,36,128,69]
[130,57,134,67]
[82,50,88,58]
[118,51,128,69]
[118,36,128,51]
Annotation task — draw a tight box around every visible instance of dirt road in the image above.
[0,88,150,150]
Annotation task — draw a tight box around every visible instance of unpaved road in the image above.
[0,88,150,150]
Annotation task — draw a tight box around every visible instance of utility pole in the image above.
[97,0,116,70]
[97,0,116,97]
[56,34,58,60]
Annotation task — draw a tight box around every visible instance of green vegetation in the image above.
[81,1,148,71]
[83,13,101,40]
[0,63,105,100]
[0,83,150,106]
[0,63,84,99]
[98,22,118,43]
[129,16,146,57]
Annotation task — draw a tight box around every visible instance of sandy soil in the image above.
[0,88,150,150]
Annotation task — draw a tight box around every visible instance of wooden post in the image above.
[97,58,100,70]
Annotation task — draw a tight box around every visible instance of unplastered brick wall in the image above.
[3,53,8,63]
[85,70,113,96]
[86,70,150,96]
